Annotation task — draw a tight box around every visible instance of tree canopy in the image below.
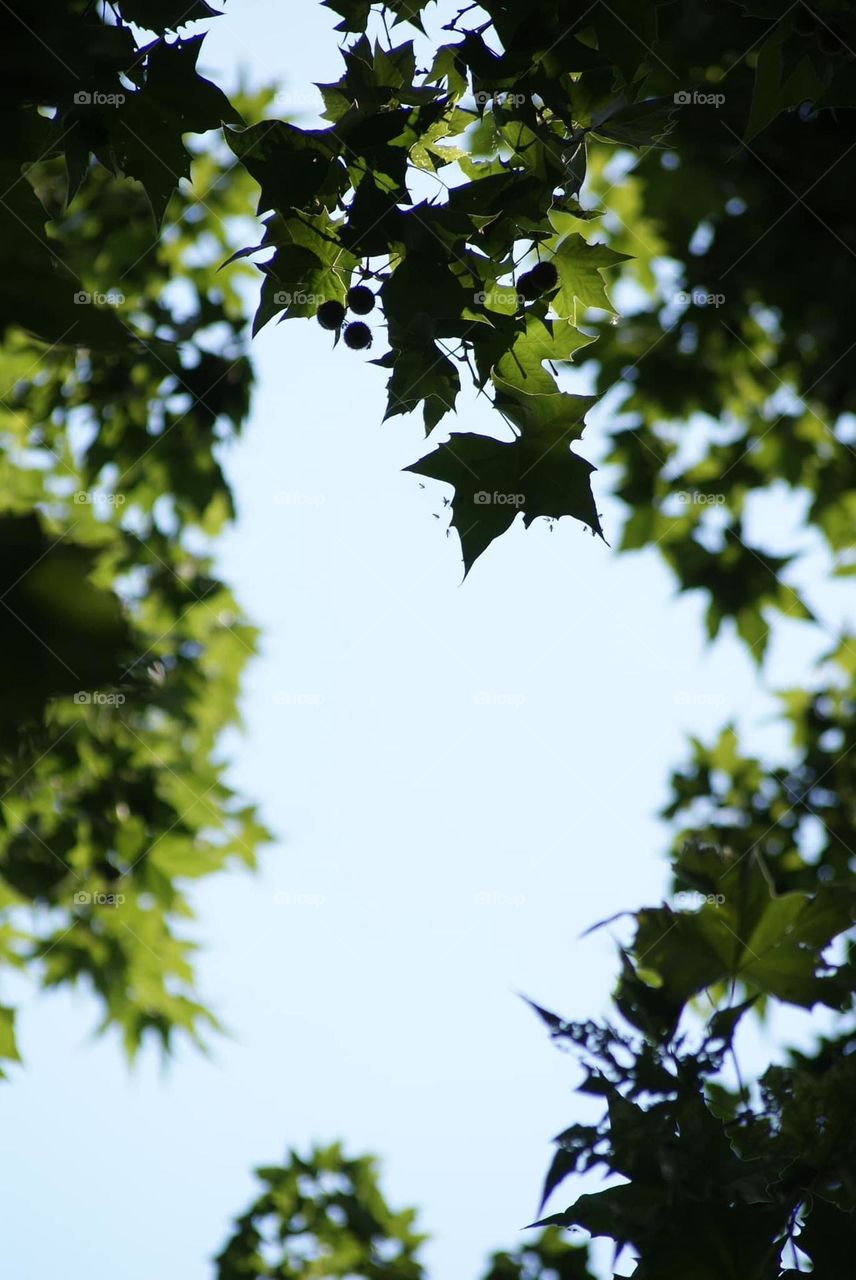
[1,0,855,1276]
[215,1144,596,1280]
[0,0,270,1060]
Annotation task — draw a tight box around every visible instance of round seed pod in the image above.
[344,321,373,350]
[347,285,376,315]
[527,260,559,294]
[317,299,346,330]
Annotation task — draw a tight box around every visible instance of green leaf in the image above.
[590,96,677,147]
[0,514,131,727]
[379,344,461,432]
[0,1005,21,1073]
[226,120,348,216]
[549,232,630,323]
[107,36,241,224]
[406,417,602,575]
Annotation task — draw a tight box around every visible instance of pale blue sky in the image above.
[1,4,850,1279]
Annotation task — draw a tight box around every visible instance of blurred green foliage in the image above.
[215,1144,596,1280]
[0,0,271,1063]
